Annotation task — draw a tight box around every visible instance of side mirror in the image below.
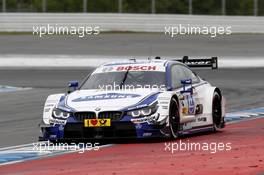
[180,79,193,94]
[68,81,78,93]
[166,86,173,91]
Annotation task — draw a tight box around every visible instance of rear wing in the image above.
[175,56,218,69]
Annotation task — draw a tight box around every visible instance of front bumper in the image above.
[40,116,169,141]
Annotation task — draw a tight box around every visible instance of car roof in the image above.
[100,59,187,69]
[89,59,172,74]
[101,59,169,67]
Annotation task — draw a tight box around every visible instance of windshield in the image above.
[81,71,166,90]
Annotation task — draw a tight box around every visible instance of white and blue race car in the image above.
[39,56,225,141]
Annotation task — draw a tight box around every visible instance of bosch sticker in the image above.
[116,66,156,71]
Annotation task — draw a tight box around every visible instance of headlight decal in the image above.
[127,101,158,117]
[141,108,152,116]
[131,110,141,117]
[52,108,70,119]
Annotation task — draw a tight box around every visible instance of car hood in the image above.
[65,89,161,111]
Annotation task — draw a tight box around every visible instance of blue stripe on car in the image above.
[121,92,161,111]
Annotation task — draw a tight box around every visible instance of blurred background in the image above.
[0,0,263,16]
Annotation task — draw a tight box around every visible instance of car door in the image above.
[170,64,199,116]
[180,65,201,115]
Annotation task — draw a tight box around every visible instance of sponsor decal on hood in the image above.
[72,93,141,102]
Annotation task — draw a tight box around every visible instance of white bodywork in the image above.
[42,59,225,134]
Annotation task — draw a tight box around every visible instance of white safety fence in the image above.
[0,13,264,33]
[1,55,264,68]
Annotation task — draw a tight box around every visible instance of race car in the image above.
[39,56,225,141]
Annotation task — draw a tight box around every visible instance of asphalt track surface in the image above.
[0,68,264,148]
[1,33,264,57]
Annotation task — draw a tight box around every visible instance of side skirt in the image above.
[178,125,214,136]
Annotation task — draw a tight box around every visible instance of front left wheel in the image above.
[169,98,180,139]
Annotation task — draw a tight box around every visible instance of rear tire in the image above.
[169,98,180,139]
[212,92,222,131]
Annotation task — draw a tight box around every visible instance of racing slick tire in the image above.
[169,97,180,139]
[212,91,222,131]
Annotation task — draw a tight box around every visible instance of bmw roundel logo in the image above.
[95,107,101,111]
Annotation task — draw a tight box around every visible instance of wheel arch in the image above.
[171,94,180,107]
[167,94,180,120]
[42,93,65,124]
[197,86,224,125]
[214,87,222,101]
